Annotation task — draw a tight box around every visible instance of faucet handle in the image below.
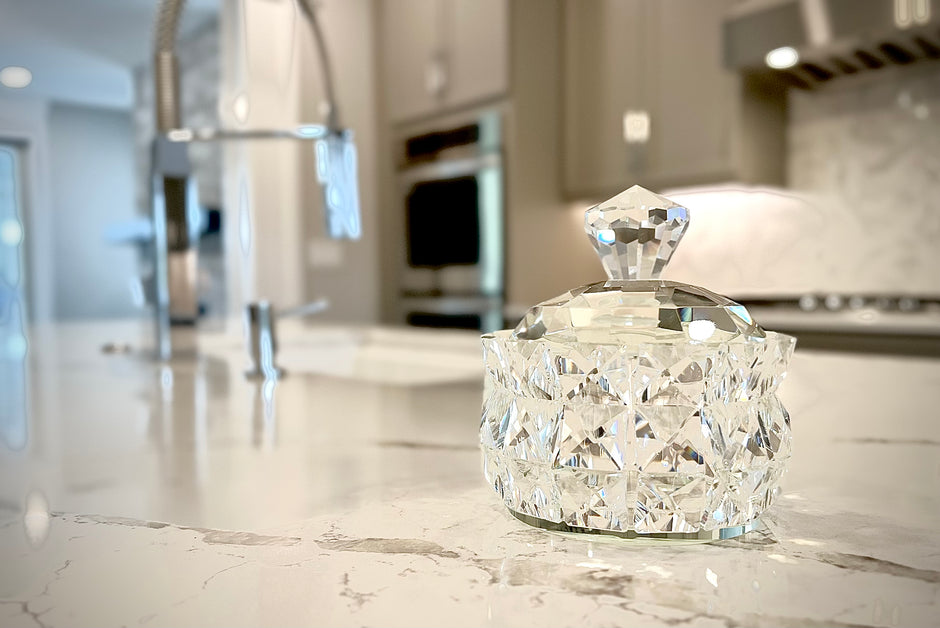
[277,298,329,319]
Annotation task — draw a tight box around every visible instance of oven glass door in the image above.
[406,176,480,269]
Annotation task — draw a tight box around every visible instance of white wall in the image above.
[0,96,140,321]
[48,103,140,319]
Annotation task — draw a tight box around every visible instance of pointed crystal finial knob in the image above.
[584,185,690,280]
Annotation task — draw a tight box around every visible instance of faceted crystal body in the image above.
[481,280,795,536]
[482,186,794,537]
[585,185,689,280]
[481,331,794,534]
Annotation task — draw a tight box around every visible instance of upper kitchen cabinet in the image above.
[379,0,509,123]
[562,0,785,198]
[379,0,441,123]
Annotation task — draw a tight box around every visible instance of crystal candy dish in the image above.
[480,186,795,540]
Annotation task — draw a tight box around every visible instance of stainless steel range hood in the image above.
[724,0,940,88]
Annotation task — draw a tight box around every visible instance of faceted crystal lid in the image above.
[513,280,764,344]
[514,186,764,345]
[585,185,689,281]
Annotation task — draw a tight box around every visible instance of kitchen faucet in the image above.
[150,0,360,360]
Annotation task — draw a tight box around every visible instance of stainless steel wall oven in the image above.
[396,112,504,331]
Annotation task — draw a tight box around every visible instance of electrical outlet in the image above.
[307,237,343,268]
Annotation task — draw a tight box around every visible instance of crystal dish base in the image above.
[507,509,759,541]
[480,327,795,537]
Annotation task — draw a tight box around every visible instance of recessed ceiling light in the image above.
[765,47,799,70]
[0,66,32,89]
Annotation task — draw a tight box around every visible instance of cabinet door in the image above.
[380,0,443,123]
[562,0,648,198]
[445,0,509,109]
[647,0,738,184]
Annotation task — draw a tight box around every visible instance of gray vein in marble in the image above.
[137,559,252,625]
[501,526,552,544]
[338,572,377,610]
[818,552,940,584]
[201,561,250,590]
[562,570,637,598]
[835,437,940,447]
[0,560,73,628]
[375,440,478,452]
[316,534,460,559]
[195,530,300,547]
[470,558,557,587]
[0,600,49,628]
[721,540,940,587]
[61,513,170,530]
[60,513,301,546]
[611,605,881,628]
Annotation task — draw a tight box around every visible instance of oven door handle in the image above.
[397,152,501,188]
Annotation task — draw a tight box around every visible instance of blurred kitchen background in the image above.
[1,0,939,357]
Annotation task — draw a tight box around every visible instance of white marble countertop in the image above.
[1,320,939,627]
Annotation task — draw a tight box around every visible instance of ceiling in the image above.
[0,0,218,109]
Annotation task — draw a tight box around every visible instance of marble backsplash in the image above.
[665,65,940,297]
[787,65,940,295]
[661,185,829,297]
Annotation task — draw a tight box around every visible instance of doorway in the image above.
[0,141,29,450]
